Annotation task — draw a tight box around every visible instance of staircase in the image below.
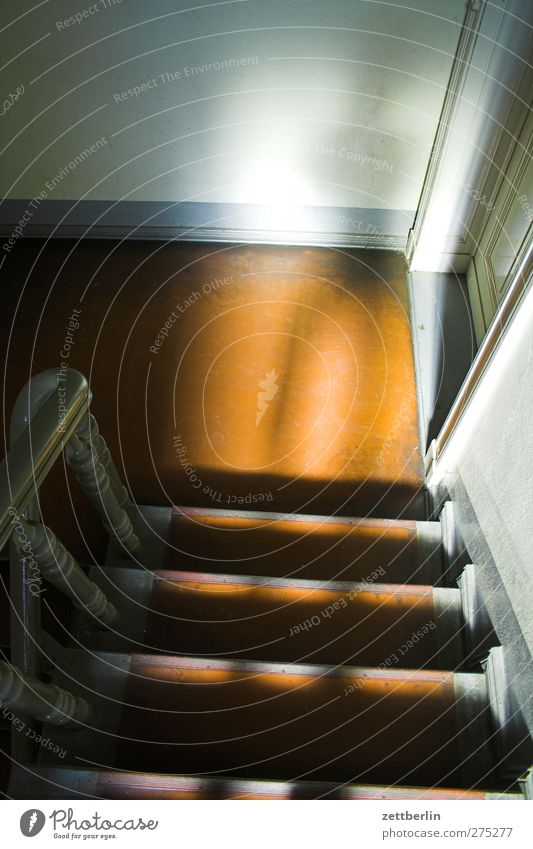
[8,504,524,800]
[2,245,529,800]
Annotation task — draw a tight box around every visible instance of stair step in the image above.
[164,507,442,584]
[44,651,494,788]
[87,568,463,669]
[8,766,521,800]
[0,562,9,648]
[117,657,491,786]
[0,728,11,795]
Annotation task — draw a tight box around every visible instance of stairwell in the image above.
[2,244,526,799]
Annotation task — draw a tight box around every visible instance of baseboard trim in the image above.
[0,199,411,250]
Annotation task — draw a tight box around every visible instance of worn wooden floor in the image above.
[1,241,424,562]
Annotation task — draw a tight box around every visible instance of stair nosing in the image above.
[171,504,428,528]
[95,564,445,595]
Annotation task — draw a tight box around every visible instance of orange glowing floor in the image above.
[149,248,423,517]
[141,246,424,518]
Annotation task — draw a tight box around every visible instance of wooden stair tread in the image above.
[8,766,521,800]
[104,654,491,786]
[88,567,462,669]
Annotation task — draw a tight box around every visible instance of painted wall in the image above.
[438,280,533,662]
[409,270,476,449]
[1,0,465,229]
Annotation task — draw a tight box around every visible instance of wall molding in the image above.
[407,0,483,272]
[467,107,533,342]
[0,199,412,251]
[408,0,533,273]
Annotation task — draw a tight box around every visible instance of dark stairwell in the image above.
[0,241,525,799]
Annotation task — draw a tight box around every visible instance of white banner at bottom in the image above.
[2,799,533,848]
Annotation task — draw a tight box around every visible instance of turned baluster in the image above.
[12,520,118,626]
[65,428,141,557]
[0,660,92,727]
